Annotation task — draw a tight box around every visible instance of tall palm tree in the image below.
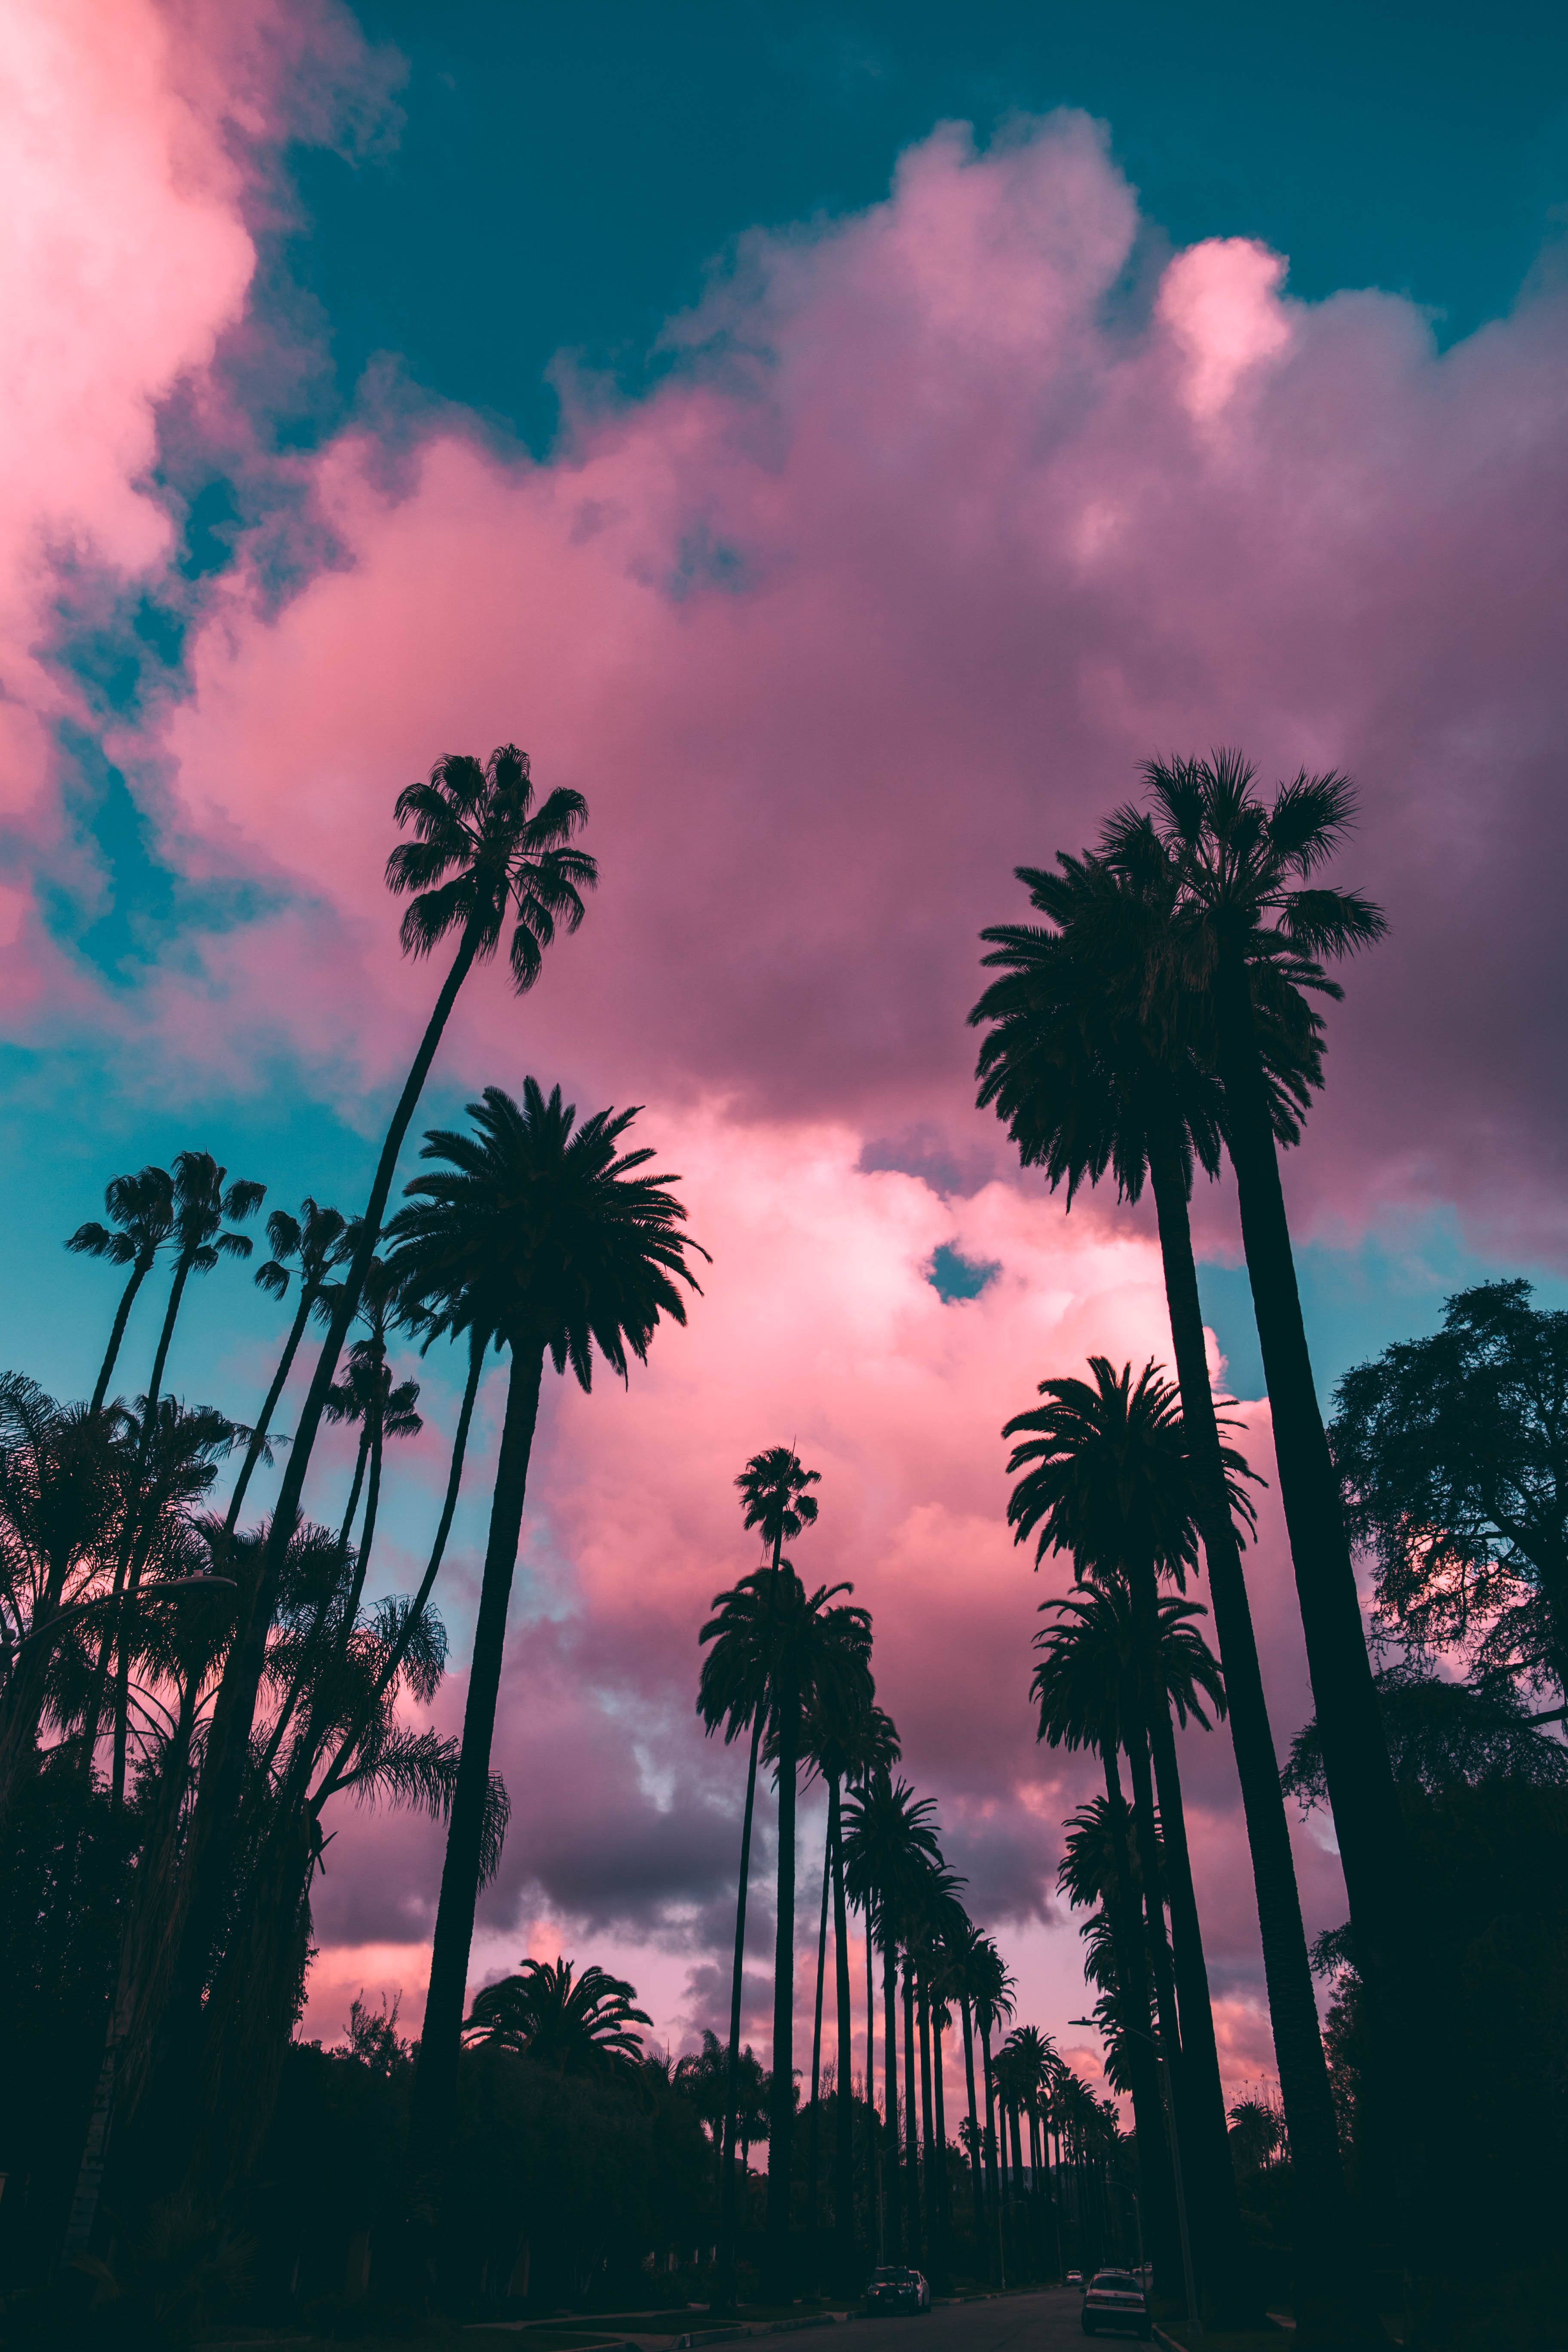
[1101,760,1408,2009]
[709,1565,873,2291]
[841,1773,943,2264]
[224,1199,350,1533]
[969,1936,1014,2283]
[152,750,597,2185]
[67,1167,174,1415]
[972,842,1351,2280]
[703,1446,821,2306]
[463,1957,652,2077]
[385,1079,703,2173]
[939,1917,992,2259]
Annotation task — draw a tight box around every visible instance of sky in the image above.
[4,0,1568,2110]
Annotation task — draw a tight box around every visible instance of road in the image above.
[850,2290,1090,2352]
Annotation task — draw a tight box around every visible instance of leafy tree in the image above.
[1331,1280,1568,1702]
[971,841,1347,2278]
[1281,1658,1568,1810]
[386,1080,704,2177]
[463,1957,652,2078]
[66,1167,175,1416]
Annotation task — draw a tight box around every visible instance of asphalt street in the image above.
[850,2290,1096,2352]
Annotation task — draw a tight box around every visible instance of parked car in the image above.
[865,2266,932,2314]
[1066,2270,1083,2287]
[1080,2268,1151,2339]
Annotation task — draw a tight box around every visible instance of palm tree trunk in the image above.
[1007,2102,1026,2269]
[901,1959,921,2265]
[225,1283,316,1533]
[931,2002,950,2266]
[979,2021,1003,2287]
[1147,1131,1360,2320]
[830,1782,855,2284]
[882,1936,901,2260]
[960,1995,984,2251]
[916,1971,937,2269]
[1210,962,1422,2107]
[1101,1750,1180,2297]
[1145,1693,1254,2320]
[337,1429,371,1555]
[807,1803,830,2272]
[91,1255,152,1415]
[150,926,483,2186]
[866,1904,882,2260]
[344,1414,384,1621]
[766,1675,799,2291]
[408,1338,544,2171]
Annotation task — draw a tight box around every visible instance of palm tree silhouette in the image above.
[1101,760,1411,2046]
[841,1771,942,2264]
[224,1199,350,1534]
[463,1956,652,2077]
[322,1254,423,1614]
[704,1562,872,2292]
[67,1166,175,1415]
[972,841,1351,2282]
[385,1079,703,2174]
[153,751,597,2181]
[939,1916,996,2267]
[700,1443,820,2306]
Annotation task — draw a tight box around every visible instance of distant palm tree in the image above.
[387,1080,704,2170]
[155,751,597,2178]
[67,1166,174,1415]
[463,1957,652,2077]
[702,1445,821,2306]
[841,1772,943,2263]
[972,839,1352,2294]
[322,1254,423,1613]
[224,1199,350,1533]
[968,1935,1014,2281]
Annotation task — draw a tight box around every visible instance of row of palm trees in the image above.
[970,752,1431,2333]
[2,747,715,2281]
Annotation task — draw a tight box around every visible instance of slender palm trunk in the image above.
[830,1784,855,2282]
[1147,1132,1359,2321]
[1007,2103,1026,2266]
[1211,965,1424,2128]
[717,1700,762,2302]
[882,1937,901,2260]
[144,927,482,2191]
[408,1338,545,2169]
[344,1413,385,1623]
[980,2021,1003,2287]
[916,1972,937,2269]
[960,1995,984,2251]
[337,1430,371,1555]
[866,1905,882,2259]
[1144,1694,1253,2319]
[808,1804,831,2268]
[1100,1753,1180,2297]
[225,1284,316,1534]
[92,1254,153,1416]
[931,2003,950,2263]
[766,1677,799,2288]
[901,1959,921,2263]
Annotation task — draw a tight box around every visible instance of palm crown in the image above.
[254,1198,350,1311]
[462,1955,652,2076]
[698,1565,873,1751]
[385,1081,706,1387]
[1032,1576,1226,1758]
[385,743,598,994]
[68,1166,175,1278]
[736,1446,821,1564]
[165,1152,266,1279]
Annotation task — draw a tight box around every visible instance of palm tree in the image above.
[969,1936,1015,2283]
[1100,760,1409,2017]
[841,1772,943,2264]
[972,841,1351,2276]
[938,1917,993,2261]
[702,1445,821,2305]
[463,1957,652,2077]
[153,749,597,2184]
[705,1564,873,2290]
[224,1199,350,1532]
[383,1080,701,2172]
[322,1253,423,1614]
[67,1167,174,1415]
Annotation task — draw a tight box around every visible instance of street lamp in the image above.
[1070,2017,1200,2337]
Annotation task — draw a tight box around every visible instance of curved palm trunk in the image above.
[807,1806,831,2276]
[344,1411,386,1623]
[830,1783,855,2284]
[882,1936,901,2260]
[901,1958,921,2264]
[409,1337,545,2172]
[1147,1133,1362,2324]
[144,926,483,2194]
[91,1253,154,1415]
[1099,1751,1179,2292]
[225,1282,317,1534]
[1210,962,1429,2219]
[766,1677,799,2292]
[959,1995,984,2254]
[719,1703,766,2305]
